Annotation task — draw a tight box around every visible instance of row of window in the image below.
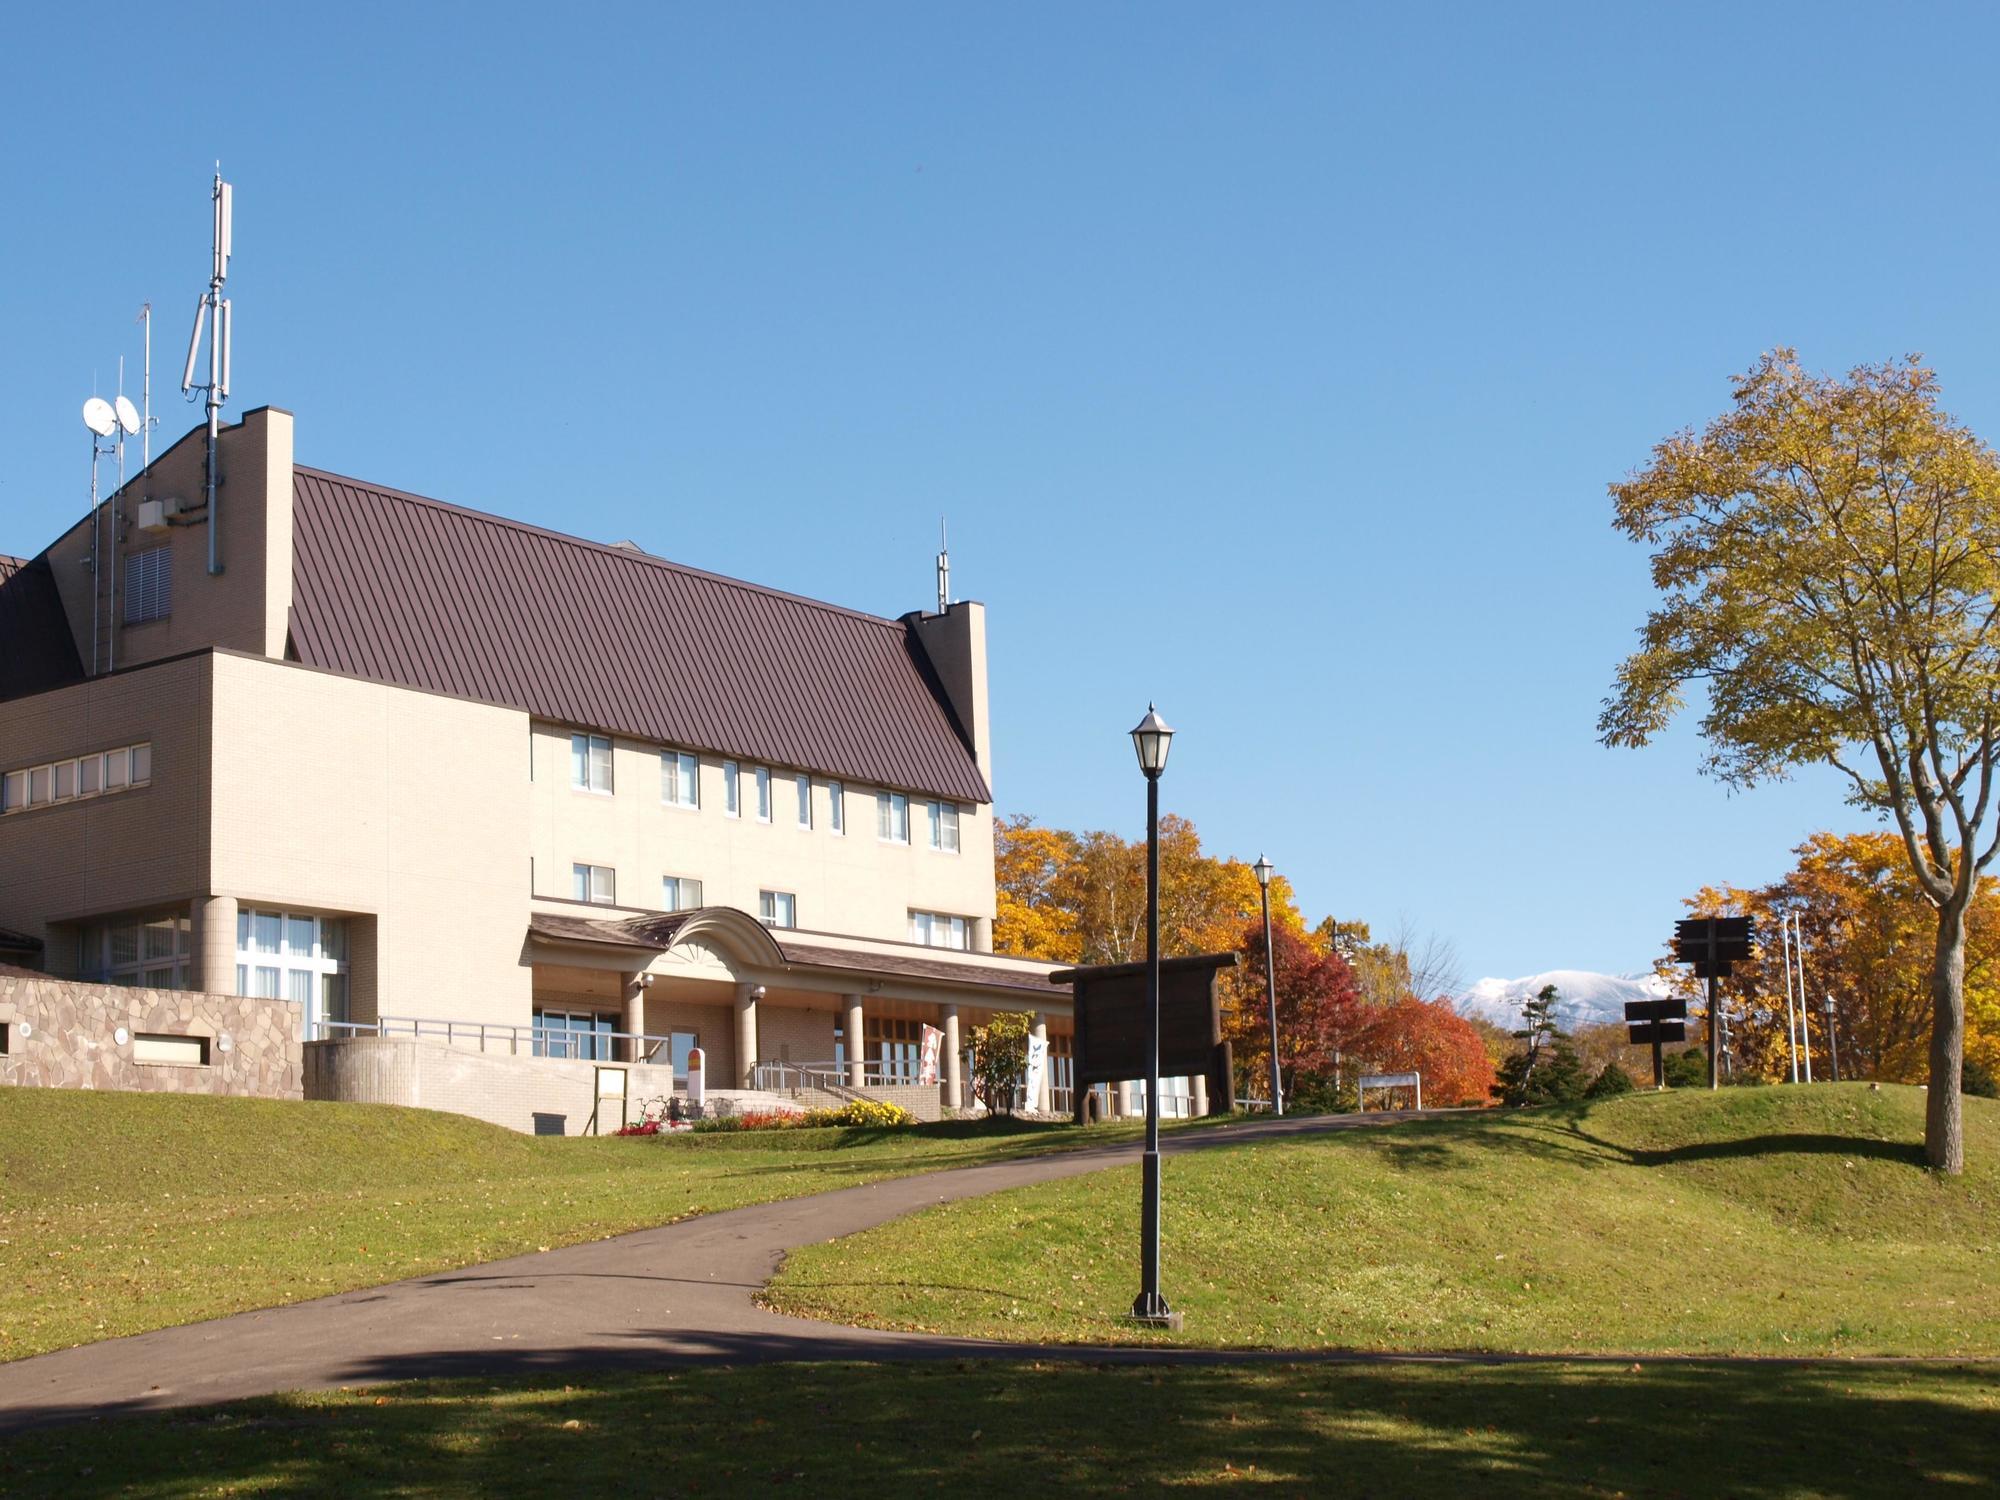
[567,860,971,948]
[567,733,962,851]
[2,742,152,815]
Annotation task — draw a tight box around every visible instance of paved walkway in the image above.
[0,1111,1398,1431]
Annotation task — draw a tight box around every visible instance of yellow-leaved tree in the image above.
[1604,351,2000,1170]
[1665,833,2000,1087]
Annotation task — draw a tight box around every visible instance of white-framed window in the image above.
[758,889,796,928]
[877,791,910,843]
[570,733,613,793]
[662,875,704,911]
[723,760,740,817]
[927,800,961,853]
[754,766,772,822]
[534,1007,613,1061]
[79,911,192,990]
[2,741,152,815]
[909,910,971,950]
[231,908,349,1039]
[572,862,616,904]
[124,545,172,624]
[796,773,812,830]
[661,750,699,809]
[829,780,844,835]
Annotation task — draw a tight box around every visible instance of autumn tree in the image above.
[1360,996,1497,1107]
[1603,351,2000,1172]
[1230,917,1369,1099]
[1667,832,2000,1087]
[995,813,1303,966]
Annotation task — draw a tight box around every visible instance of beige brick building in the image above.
[0,406,1086,1126]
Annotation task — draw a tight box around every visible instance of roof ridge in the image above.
[293,464,911,633]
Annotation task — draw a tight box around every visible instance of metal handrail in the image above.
[306,1013,677,1064]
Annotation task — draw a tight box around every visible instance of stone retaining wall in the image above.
[0,966,302,1098]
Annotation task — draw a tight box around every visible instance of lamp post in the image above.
[1252,855,1283,1116]
[1823,992,1841,1083]
[1129,703,1178,1327]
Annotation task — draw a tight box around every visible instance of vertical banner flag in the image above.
[1023,1033,1049,1108]
[918,1024,944,1085]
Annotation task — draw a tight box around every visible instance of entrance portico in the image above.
[524,907,1071,1114]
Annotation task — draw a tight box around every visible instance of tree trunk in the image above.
[1927,899,1968,1174]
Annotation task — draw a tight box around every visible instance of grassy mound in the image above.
[0,1089,1112,1361]
[767,1084,2000,1355]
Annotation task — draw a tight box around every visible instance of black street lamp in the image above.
[1823,992,1841,1083]
[1252,855,1283,1116]
[1129,703,1179,1328]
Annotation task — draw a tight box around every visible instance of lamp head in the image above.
[1252,854,1274,888]
[1130,703,1174,777]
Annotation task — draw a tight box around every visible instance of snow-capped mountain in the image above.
[1456,969,1673,1029]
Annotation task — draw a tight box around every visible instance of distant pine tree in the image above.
[1586,1062,1636,1098]
[1492,984,1589,1106]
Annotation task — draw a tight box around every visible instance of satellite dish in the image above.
[114,396,141,435]
[82,397,117,437]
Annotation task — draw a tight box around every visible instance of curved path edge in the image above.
[0,1111,1978,1432]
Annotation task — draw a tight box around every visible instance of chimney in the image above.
[906,600,991,784]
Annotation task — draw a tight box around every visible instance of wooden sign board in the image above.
[1628,1020,1687,1045]
[1051,953,1238,1120]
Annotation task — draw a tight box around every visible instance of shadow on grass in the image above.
[1354,1109,1929,1177]
[3,1347,1995,1498]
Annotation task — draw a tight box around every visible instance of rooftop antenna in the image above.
[82,397,117,673]
[936,517,950,615]
[181,168,232,575]
[112,365,139,673]
[136,302,155,471]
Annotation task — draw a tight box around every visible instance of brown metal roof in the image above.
[289,468,989,803]
[527,910,1065,997]
[0,554,85,703]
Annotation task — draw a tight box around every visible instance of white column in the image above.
[844,995,865,1087]
[735,983,760,1087]
[191,895,238,999]
[1191,1072,1210,1118]
[1116,1079,1134,1119]
[943,1005,963,1110]
[621,974,646,1063]
[1032,1013,1050,1113]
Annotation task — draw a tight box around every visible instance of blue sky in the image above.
[5,3,1997,985]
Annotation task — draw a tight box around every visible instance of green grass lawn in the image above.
[4,1360,1996,1498]
[0,1088,1165,1362]
[767,1084,2000,1356]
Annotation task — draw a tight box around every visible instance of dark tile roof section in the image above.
[0,554,85,702]
[527,911,1064,997]
[289,468,990,804]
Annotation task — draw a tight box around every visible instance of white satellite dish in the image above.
[114,395,141,435]
[82,397,117,438]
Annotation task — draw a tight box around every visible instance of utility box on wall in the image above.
[1050,952,1237,1123]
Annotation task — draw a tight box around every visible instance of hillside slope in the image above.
[768,1084,2000,1355]
[0,1089,1108,1361]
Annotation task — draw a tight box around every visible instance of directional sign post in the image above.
[1672,917,1755,1090]
[1624,997,1688,1089]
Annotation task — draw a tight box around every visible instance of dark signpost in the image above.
[1051,953,1238,1125]
[1624,996,1687,1088]
[1671,916,1755,1089]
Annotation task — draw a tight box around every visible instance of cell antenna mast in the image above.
[936,518,950,614]
[181,170,233,575]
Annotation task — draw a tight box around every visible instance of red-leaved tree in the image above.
[1360,996,1496,1107]
[1229,918,1369,1098]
